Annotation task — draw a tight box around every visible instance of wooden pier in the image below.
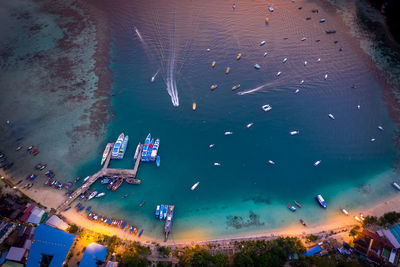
[56,143,143,212]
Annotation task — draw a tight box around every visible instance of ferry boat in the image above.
[236,53,242,60]
[117,135,129,159]
[260,41,266,46]
[191,182,200,191]
[316,195,327,209]
[262,104,272,111]
[314,160,321,166]
[101,143,111,165]
[392,182,400,191]
[159,205,164,220]
[232,84,240,90]
[96,192,105,198]
[210,84,218,90]
[151,138,160,161]
[156,205,160,217]
[254,64,261,69]
[112,133,125,159]
[341,208,349,215]
[163,205,168,219]
[211,61,216,68]
[88,190,98,200]
[328,114,335,120]
[288,205,296,212]
[192,102,196,110]
[133,143,141,160]
[294,201,302,208]
[156,156,160,167]
[141,133,151,161]
[164,205,175,241]
[225,67,231,74]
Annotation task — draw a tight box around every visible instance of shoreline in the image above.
[3,169,400,247]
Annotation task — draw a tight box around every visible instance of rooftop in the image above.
[79,243,107,267]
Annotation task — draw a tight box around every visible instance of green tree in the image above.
[67,224,78,234]
[119,250,148,267]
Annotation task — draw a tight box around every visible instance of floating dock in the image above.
[56,143,144,212]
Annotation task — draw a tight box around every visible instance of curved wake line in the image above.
[236,81,279,95]
[165,19,179,107]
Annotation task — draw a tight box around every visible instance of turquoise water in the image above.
[1,0,400,242]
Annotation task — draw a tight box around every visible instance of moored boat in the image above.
[141,133,151,161]
[117,135,129,159]
[160,204,164,220]
[294,201,302,208]
[316,195,327,209]
[150,138,160,161]
[156,205,160,217]
[101,143,112,165]
[83,176,90,183]
[163,205,168,219]
[392,182,400,191]
[288,205,296,212]
[111,178,124,191]
[96,192,105,198]
[139,229,144,237]
[112,133,125,159]
[341,208,349,215]
[88,190,98,200]
[156,156,160,167]
[133,143,141,160]
[164,205,175,241]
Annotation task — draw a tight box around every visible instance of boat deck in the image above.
[56,143,144,212]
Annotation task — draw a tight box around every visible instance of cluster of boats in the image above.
[155,205,175,241]
[0,152,14,170]
[141,133,160,166]
[110,133,129,160]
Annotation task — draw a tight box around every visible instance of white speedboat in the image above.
[254,64,261,69]
[282,58,287,63]
[317,58,321,62]
[316,194,327,208]
[370,138,376,142]
[96,192,105,198]
[263,52,268,57]
[101,143,111,165]
[214,162,221,166]
[268,160,275,165]
[83,176,90,183]
[224,131,233,135]
[304,61,307,66]
[328,114,335,120]
[320,19,326,23]
[260,41,266,46]
[276,71,281,76]
[357,105,360,110]
[207,48,211,52]
[324,74,328,80]
[392,182,400,190]
[341,208,349,215]
[88,191,98,200]
[268,6,274,12]
[300,80,304,84]
[290,131,299,135]
[191,182,200,191]
[354,216,361,223]
[301,37,306,41]
[314,160,321,166]
[378,126,384,131]
[209,144,215,148]
[262,104,272,111]
[246,123,254,128]
[295,89,300,94]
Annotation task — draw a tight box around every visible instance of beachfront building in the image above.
[26,224,75,267]
[79,243,107,267]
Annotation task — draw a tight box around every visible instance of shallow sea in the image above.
[1,0,400,242]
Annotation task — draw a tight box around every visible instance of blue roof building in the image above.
[79,243,107,267]
[26,224,75,267]
[304,245,322,257]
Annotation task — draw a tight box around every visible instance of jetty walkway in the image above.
[56,143,143,212]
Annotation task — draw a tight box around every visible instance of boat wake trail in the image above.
[165,21,179,107]
[134,27,144,43]
[236,81,279,95]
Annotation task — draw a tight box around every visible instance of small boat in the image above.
[139,200,145,207]
[191,182,200,191]
[210,84,218,90]
[300,80,304,84]
[87,191,98,200]
[268,6,274,12]
[282,58,287,63]
[133,143,141,160]
[392,182,400,190]
[225,67,231,74]
[290,131,299,135]
[262,104,272,111]
[268,160,275,165]
[328,114,335,120]
[325,30,336,34]
[276,71,282,76]
[288,205,296,212]
[160,204,164,219]
[101,143,111,165]
[209,144,215,148]
[211,61,216,67]
[360,213,365,220]
[232,84,240,90]
[16,146,22,151]
[300,219,306,226]
[314,160,321,166]
[156,205,161,217]
[295,89,299,93]
[236,53,242,60]
[150,70,159,82]
[27,146,33,151]
[150,138,160,161]
[316,194,327,209]
[139,229,144,237]
[260,41,266,46]
[163,205,168,219]
[320,19,326,23]
[64,207,71,211]
[232,3,235,9]
[294,201,302,208]
[357,105,360,110]
[354,216,361,223]
[317,58,321,62]
[214,162,221,166]
[96,192,105,198]
[101,178,110,184]
[224,131,233,135]
[83,176,90,183]
[312,9,319,13]
[341,208,349,215]
[254,64,261,69]
[324,74,328,80]
[246,123,254,128]
[301,37,306,41]
[306,17,311,20]
[192,102,196,110]
[304,61,307,66]
[370,138,376,142]
[122,194,129,198]
[207,48,211,52]
[265,17,269,23]
[378,126,384,131]
[156,155,160,167]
